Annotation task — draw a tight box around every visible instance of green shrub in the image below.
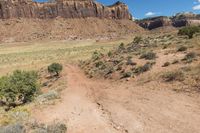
[0,70,39,108]
[162,62,170,67]
[140,51,156,60]
[162,71,184,82]
[134,62,154,74]
[178,26,200,39]
[48,63,63,76]
[118,43,125,51]
[177,46,187,52]
[92,51,103,61]
[95,61,106,70]
[122,72,132,78]
[133,36,142,44]
[107,51,112,57]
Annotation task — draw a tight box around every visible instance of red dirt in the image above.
[32,64,200,133]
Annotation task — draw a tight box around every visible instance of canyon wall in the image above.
[0,0,132,19]
[137,13,200,30]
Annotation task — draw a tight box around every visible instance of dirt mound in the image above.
[0,18,144,42]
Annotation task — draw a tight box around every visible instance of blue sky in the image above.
[97,0,200,19]
[36,0,200,19]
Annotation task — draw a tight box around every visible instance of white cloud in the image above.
[193,4,200,10]
[145,12,156,16]
[193,0,200,10]
[193,0,200,5]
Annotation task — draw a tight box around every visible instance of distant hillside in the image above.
[0,18,144,42]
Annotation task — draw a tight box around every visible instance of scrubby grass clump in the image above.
[140,51,157,60]
[0,122,67,133]
[0,70,39,110]
[178,26,200,39]
[162,62,170,67]
[182,52,197,63]
[162,70,184,82]
[177,46,187,52]
[133,36,142,44]
[134,62,155,75]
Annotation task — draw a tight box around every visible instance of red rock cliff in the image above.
[0,0,132,19]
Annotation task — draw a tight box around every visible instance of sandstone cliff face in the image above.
[137,13,200,30]
[0,0,132,19]
[138,16,171,30]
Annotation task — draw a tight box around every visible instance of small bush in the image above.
[177,46,187,52]
[36,90,60,104]
[126,57,136,66]
[92,51,103,61]
[133,36,142,44]
[178,26,200,39]
[134,62,154,74]
[31,122,67,133]
[122,72,132,78]
[0,123,25,133]
[182,52,197,63]
[162,71,184,82]
[107,51,112,57]
[140,51,156,60]
[118,43,125,51]
[162,62,170,67]
[0,70,39,109]
[95,61,106,70]
[172,59,179,64]
[48,63,63,76]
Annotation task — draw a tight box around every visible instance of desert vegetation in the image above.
[178,26,200,39]
[0,70,39,110]
[0,22,200,133]
[48,63,63,76]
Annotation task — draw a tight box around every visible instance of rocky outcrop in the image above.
[137,13,200,30]
[138,16,171,30]
[0,0,132,19]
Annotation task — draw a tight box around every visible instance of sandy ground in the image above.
[32,65,200,133]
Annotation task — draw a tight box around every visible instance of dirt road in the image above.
[32,65,200,133]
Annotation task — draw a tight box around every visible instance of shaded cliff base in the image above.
[0,18,144,42]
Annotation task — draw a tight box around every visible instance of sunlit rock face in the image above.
[0,0,132,19]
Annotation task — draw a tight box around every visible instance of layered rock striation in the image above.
[137,13,200,30]
[0,0,132,19]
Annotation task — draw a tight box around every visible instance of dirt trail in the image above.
[32,65,200,133]
[32,65,121,133]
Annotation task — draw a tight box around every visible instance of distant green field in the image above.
[0,39,130,76]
